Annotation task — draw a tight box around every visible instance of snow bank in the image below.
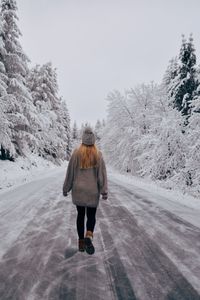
[0,155,67,194]
[108,165,200,211]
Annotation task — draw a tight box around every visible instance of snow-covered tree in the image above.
[0,0,72,163]
[102,119,106,127]
[102,34,200,196]
[0,107,15,160]
[94,119,102,140]
[137,107,187,180]
[57,99,72,160]
[0,0,40,156]
[169,35,197,117]
[101,88,139,172]
[163,57,179,101]
[0,11,15,160]
[94,119,104,149]
[27,63,71,161]
[72,121,78,140]
[71,121,81,149]
[184,77,200,192]
[102,83,187,182]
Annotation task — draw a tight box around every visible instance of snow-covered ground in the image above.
[0,155,66,193]
[0,163,200,299]
[108,166,200,228]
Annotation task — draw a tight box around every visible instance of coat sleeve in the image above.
[97,152,108,196]
[63,150,77,196]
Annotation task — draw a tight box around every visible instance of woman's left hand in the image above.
[102,193,108,200]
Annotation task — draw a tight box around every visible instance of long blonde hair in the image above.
[77,144,99,169]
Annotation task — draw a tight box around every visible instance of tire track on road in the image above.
[33,198,114,300]
[0,191,71,300]
[99,200,138,300]
[109,181,200,294]
[99,181,200,300]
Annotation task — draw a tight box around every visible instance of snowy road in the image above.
[0,169,200,300]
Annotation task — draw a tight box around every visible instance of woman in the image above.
[63,126,108,255]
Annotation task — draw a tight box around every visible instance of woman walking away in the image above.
[63,126,108,255]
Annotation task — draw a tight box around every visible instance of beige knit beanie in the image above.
[82,126,95,145]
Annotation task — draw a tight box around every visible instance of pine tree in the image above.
[102,119,106,127]
[94,119,101,140]
[57,99,72,160]
[185,69,200,190]
[172,35,197,116]
[0,107,15,160]
[28,63,71,160]
[72,121,78,140]
[0,0,39,156]
[163,57,179,102]
[0,11,15,159]
[0,1,72,162]
[163,57,178,87]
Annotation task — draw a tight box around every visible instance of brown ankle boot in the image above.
[78,239,85,252]
[84,231,95,255]
[85,230,93,239]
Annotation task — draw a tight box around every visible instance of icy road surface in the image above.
[0,168,200,300]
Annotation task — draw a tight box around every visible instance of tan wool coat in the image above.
[63,149,108,207]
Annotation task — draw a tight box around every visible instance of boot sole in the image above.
[78,248,85,252]
[84,237,95,255]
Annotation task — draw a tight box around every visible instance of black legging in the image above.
[76,206,97,239]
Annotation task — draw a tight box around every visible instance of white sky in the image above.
[17,0,200,127]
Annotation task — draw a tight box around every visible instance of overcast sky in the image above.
[17,0,200,127]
